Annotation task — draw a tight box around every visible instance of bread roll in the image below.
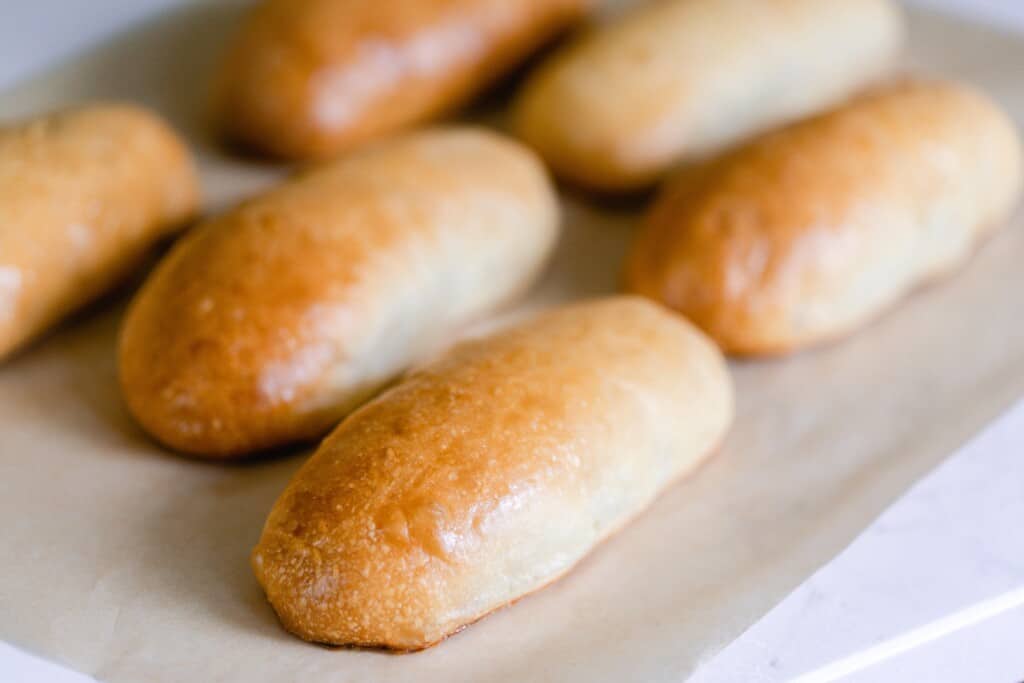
[0,104,199,361]
[214,0,592,160]
[514,0,904,192]
[119,128,558,458]
[252,296,733,650]
[626,81,1023,355]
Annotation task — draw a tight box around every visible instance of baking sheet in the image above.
[2,4,1024,682]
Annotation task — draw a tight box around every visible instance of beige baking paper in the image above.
[2,4,1024,682]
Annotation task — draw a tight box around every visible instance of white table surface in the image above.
[2,2,1024,682]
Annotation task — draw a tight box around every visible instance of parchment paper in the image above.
[2,4,1024,682]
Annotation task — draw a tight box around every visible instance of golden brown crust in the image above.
[0,104,200,361]
[513,0,903,192]
[119,128,559,458]
[626,80,1024,355]
[214,0,592,160]
[252,297,734,650]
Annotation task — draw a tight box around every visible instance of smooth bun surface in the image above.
[120,128,559,457]
[515,0,903,191]
[0,104,199,361]
[215,0,592,160]
[627,81,1023,354]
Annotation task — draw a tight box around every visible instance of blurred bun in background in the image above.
[0,104,199,361]
[515,0,904,192]
[214,0,594,160]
